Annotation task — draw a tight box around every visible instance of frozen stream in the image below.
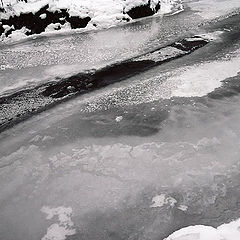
[0,0,239,96]
[1,1,240,240]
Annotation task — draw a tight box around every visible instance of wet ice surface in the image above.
[1,0,233,96]
[2,46,240,240]
[0,8,203,96]
[2,80,240,240]
[0,0,238,96]
[1,1,240,240]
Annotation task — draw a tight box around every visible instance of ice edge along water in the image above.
[80,34,240,114]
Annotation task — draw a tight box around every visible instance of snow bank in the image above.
[0,0,183,42]
[165,218,240,240]
[217,219,240,240]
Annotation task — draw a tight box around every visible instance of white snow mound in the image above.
[165,218,240,240]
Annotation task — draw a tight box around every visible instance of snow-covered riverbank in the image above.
[0,0,183,42]
[165,219,240,240]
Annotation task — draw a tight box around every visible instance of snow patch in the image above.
[44,22,71,32]
[160,0,182,14]
[115,116,123,122]
[198,31,224,42]
[39,13,47,19]
[41,206,76,240]
[150,194,177,208]
[2,26,30,42]
[165,225,225,240]
[217,218,240,240]
[170,53,240,98]
[177,204,188,211]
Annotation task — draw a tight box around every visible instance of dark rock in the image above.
[126,1,160,19]
[155,2,160,12]
[68,16,91,29]
[5,27,14,37]
[0,5,91,37]
[86,83,93,88]
[0,23,4,35]
[171,37,209,52]
[42,73,91,98]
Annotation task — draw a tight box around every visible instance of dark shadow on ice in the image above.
[34,103,170,148]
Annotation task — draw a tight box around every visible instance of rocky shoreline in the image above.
[0,0,183,40]
[0,4,92,37]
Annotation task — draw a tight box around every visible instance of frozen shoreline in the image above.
[0,0,183,42]
[0,35,209,132]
